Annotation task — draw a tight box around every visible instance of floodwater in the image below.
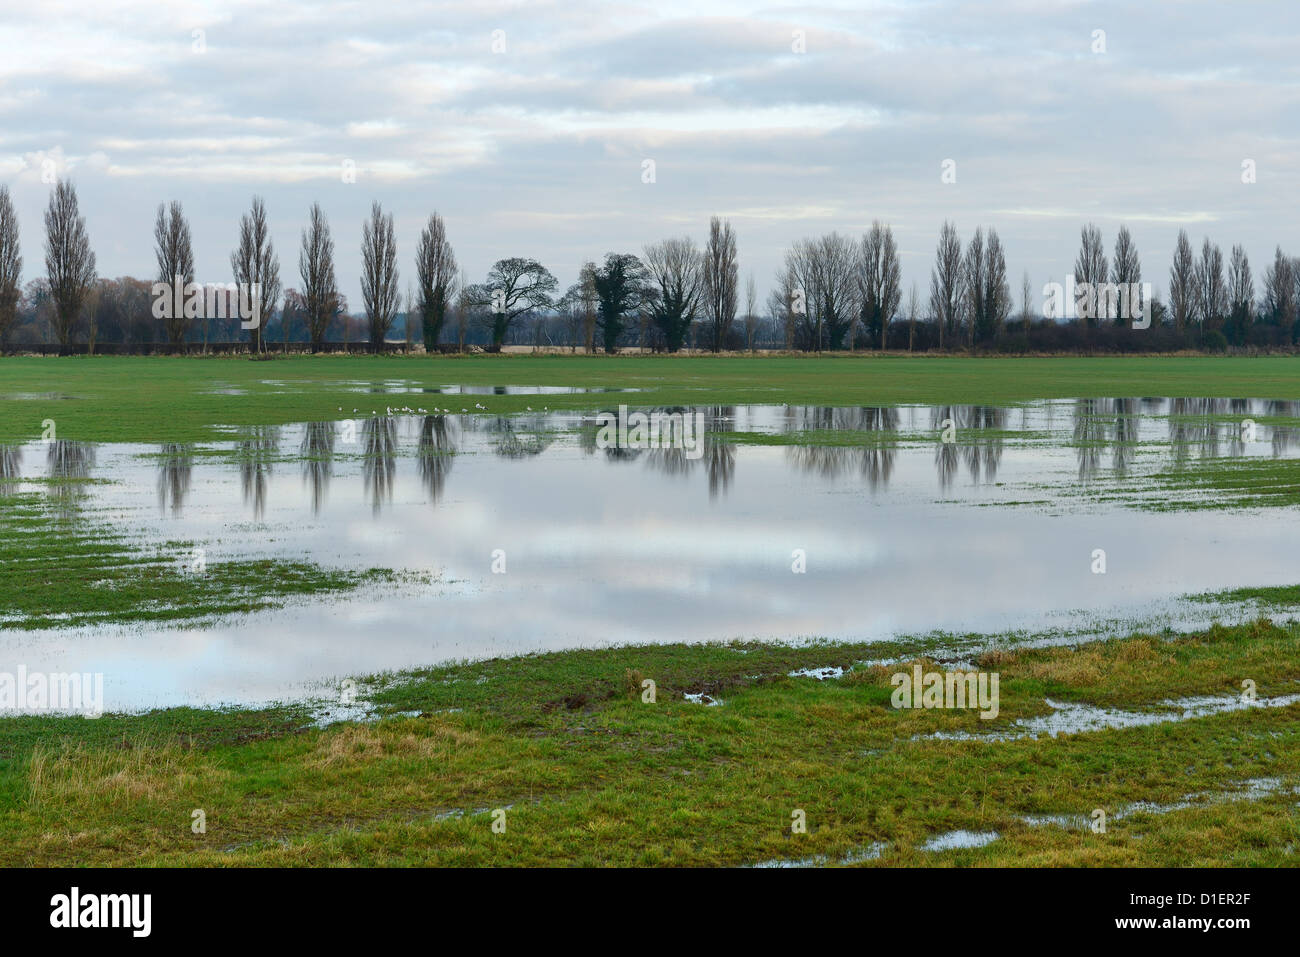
[2,396,1300,711]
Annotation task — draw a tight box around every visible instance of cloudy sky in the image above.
[2,0,1297,311]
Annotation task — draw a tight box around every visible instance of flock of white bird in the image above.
[334,403,548,416]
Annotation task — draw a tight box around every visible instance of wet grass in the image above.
[1140,458,1300,510]
[716,427,1056,448]
[0,492,408,629]
[1,354,1298,445]
[1190,584,1300,607]
[2,615,1296,866]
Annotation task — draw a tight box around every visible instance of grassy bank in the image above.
[2,613,1297,866]
[1,354,1298,445]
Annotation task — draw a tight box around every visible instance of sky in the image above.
[2,0,1298,313]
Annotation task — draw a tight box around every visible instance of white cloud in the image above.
[0,0,1295,308]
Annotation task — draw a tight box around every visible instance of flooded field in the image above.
[2,396,1298,710]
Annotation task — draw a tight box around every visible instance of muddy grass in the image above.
[2,614,1296,866]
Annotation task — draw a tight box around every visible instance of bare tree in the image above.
[1263,247,1294,337]
[1193,237,1226,332]
[768,266,797,351]
[470,258,557,348]
[1073,223,1107,325]
[1020,270,1033,334]
[702,216,738,351]
[576,261,598,352]
[860,221,901,351]
[962,227,986,347]
[1110,225,1140,325]
[231,196,280,354]
[929,220,963,349]
[454,268,472,351]
[1227,245,1253,313]
[1168,230,1196,333]
[785,233,858,351]
[1227,244,1254,344]
[44,182,96,350]
[744,273,758,352]
[360,201,400,352]
[153,201,195,351]
[299,202,338,352]
[643,237,703,353]
[557,279,587,352]
[82,280,106,354]
[415,211,457,353]
[906,281,920,352]
[402,284,415,350]
[0,186,20,349]
[982,228,1011,343]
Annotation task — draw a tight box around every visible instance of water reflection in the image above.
[1073,398,1107,482]
[1266,400,1299,457]
[1169,398,1229,465]
[417,415,456,505]
[156,444,193,516]
[784,407,898,489]
[1112,398,1138,477]
[485,414,553,459]
[15,395,1300,711]
[963,406,1006,483]
[704,436,735,499]
[238,426,279,520]
[300,421,335,516]
[13,398,1300,525]
[643,406,701,477]
[931,406,1005,490]
[0,444,20,481]
[47,440,96,519]
[362,416,397,514]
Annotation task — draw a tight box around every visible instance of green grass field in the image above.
[2,616,1297,866]
[1,354,1298,866]
[1,353,1298,444]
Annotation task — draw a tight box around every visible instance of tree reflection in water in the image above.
[156,443,193,516]
[238,425,279,520]
[299,422,336,516]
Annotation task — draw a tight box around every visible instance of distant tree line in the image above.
[0,182,1296,355]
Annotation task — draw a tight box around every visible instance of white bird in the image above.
[526,406,532,411]
[461,408,468,413]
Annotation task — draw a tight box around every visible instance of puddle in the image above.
[1022,777,1298,829]
[925,689,1300,742]
[4,396,1300,711]
[753,841,889,868]
[919,830,1000,852]
[684,693,723,706]
[789,666,845,680]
